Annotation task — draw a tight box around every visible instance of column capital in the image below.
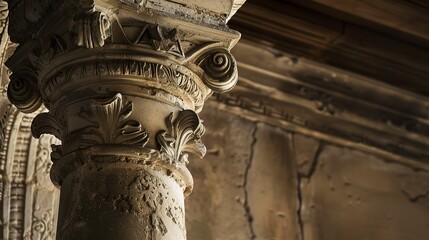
[5,0,244,174]
[6,0,243,113]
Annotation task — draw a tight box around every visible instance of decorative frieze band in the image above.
[39,58,208,110]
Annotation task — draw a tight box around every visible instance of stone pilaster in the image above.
[5,1,244,239]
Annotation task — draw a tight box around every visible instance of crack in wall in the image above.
[296,141,325,240]
[302,143,325,180]
[242,123,258,240]
[401,173,429,203]
[402,189,429,202]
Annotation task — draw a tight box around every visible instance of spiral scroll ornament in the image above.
[7,74,42,113]
[197,49,238,93]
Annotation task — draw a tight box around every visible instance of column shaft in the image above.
[57,153,186,240]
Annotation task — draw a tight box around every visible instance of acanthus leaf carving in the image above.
[150,27,185,58]
[157,110,206,165]
[79,93,149,148]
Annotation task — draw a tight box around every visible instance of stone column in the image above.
[5,1,245,239]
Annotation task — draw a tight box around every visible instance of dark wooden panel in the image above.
[229,0,429,96]
[290,0,429,48]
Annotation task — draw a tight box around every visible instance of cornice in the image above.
[211,41,429,169]
[229,0,429,97]
[6,0,245,44]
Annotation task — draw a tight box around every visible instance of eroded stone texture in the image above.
[294,134,320,178]
[56,159,186,240]
[300,143,429,240]
[247,123,301,240]
[186,109,304,240]
[185,106,256,240]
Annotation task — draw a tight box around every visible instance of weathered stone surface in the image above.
[186,106,256,240]
[247,123,301,240]
[300,144,429,240]
[57,159,186,240]
[294,134,320,178]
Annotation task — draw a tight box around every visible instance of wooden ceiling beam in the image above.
[290,0,429,49]
[229,0,429,96]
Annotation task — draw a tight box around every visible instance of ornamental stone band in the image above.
[5,1,245,239]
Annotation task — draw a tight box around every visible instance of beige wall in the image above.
[186,105,429,240]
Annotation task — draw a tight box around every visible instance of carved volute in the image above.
[5,1,245,239]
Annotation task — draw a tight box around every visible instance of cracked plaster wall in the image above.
[186,106,429,240]
[298,142,429,240]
